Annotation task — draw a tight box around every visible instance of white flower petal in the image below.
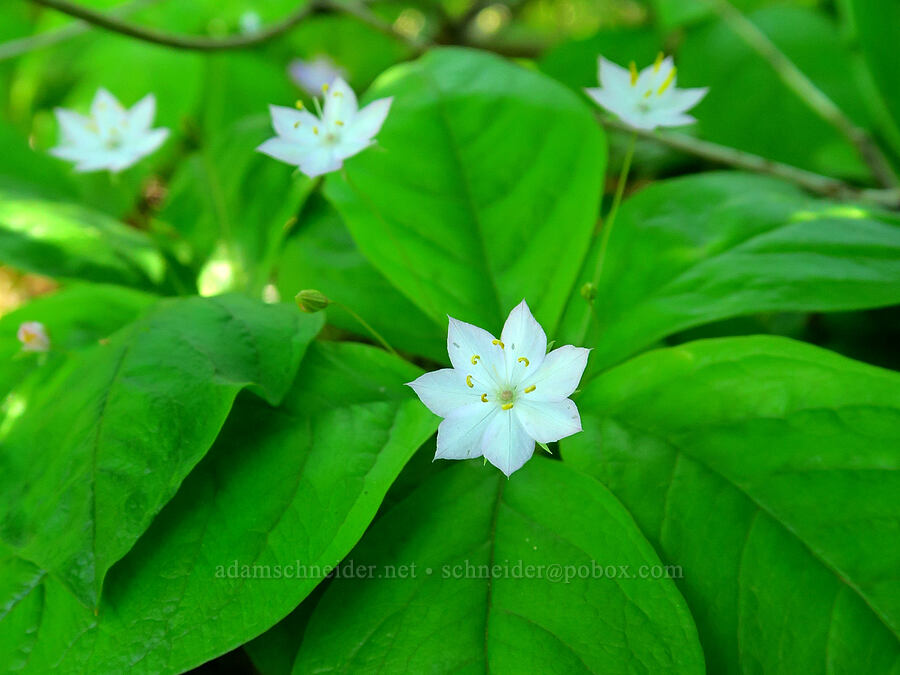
[447,316,506,388]
[127,94,156,134]
[665,87,708,115]
[345,97,392,144]
[298,146,343,177]
[436,403,497,460]
[269,105,320,143]
[257,137,308,166]
[481,411,535,476]
[406,368,483,417]
[522,345,589,402]
[515,398,582,444]
[657,112,697,128]
[54,109,98,147]
[323,77,359,127]
[131,127,169,158]
[585,87,636,123]
[73,152,116,173]
[91,88,126,130]
[501,299,547,381]
[598,57,632,92]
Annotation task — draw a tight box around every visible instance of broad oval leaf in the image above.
[0,294,321,608]
[0,341,438,673]
[324,47,606,335]
[292,459,705,674]
[0,191,167,289]
[559,172,900,373]
[563,336,900,673]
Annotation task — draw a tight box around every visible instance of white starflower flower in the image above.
[289,55,347,98]
[49,88,169,173]
[257,78,392,178]
[585,52,708,131]
[407,301,590,477]
[17,322,50,353]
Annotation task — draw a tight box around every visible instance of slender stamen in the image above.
[501,403,514,410]
[492,339,504,349]
[629,61,638,86]
[481,393,489,402]
[471,355,480,365]
[657,67,676,95]
[466,375,474,388]
[653,51,664,73]
[524,385,536,393]
[517,357,529,366]
[295,100,304,110]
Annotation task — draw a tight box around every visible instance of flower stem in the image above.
[576,131,636,345]
[333,301,398,357]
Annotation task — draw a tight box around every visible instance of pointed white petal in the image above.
[598,57,631,92]
[501,299,547,381]
[436,403,497,460]
[515,398,582,443]
[257,137,308,166]
[73,151,116,173]
[666,87,708,115]
[345,97,392,144]
[332,137,373,162]
[91,88,126,130]
[127,94,156,134]
[298,146,342,177]
[657,112,697,128]
[323,77,359,126]
[481,411,535,476]
[269,105,320,143]
[54,108,98,147]
[585,87,637,123]
[407,368,482,417]
[522,345,589,402]
[447,316,506,387]
[130,127,169,160]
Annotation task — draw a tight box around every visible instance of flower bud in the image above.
[295,289,330,313]
[580,283,597,301]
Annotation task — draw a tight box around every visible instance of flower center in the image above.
[500,389,513,402]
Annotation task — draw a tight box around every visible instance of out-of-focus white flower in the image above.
[257,78,392,178]
[289,55,347,97]
[50,89,169,173]
[238,11,263,34]
[586,53,708,131]
[407,301,589,477]
[17,322,50,353]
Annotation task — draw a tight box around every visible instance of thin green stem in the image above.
[575,132,636,345]
[333,301,398,356]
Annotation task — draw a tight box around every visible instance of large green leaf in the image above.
[277,194,446,361]
[679,6,873,179]
[0,341,437,673]
[558,172,900,373]
[0,191,167,289]
[0,294,321,608]
[563,336,900,673]
[325,47,605,335]
[0,283,157,400]
[292,459,704,674]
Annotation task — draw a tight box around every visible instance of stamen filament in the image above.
[629,61,638,86]
[658,67,676,95]
[653,51,664,73]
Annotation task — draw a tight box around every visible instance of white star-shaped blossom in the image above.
[407,301,590,477]
[257,77,392,178]
[17,322,50,353]
[50,89,169,173]
[586,53,708,131]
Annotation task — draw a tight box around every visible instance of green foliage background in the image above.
[0,0,899,673]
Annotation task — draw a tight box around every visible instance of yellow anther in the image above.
[501,403,514,410]
[492,339,504,349]
[466,375,474,388]
[471,354,480,365]
[517,357,529,367]
[658,67,676,95]
[644,89,653,99]
[333,91,343,97]
[321,83,329,93]
[294,121,301,128]
[653,51,664,72]
[313,126,319,135]
[481,393,489,402]
[295,100,304,110]
[335,120,344,126]
[629,61,638,86]
[524,385,536,393]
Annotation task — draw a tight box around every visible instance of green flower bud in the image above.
[295,289,330,313]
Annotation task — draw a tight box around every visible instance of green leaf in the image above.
[0,341,438,673]
[325,47,605,334]
[0,283,157,399]
[558,172,900,373]
[0,294,321,608]
[277,194,446,361]
[292,459,705,674]
[563,336,900,673]
[0,190,167,289]
[679,6,873,180]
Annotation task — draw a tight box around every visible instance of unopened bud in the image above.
[295,289,330,313]
[580,282,597,301]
